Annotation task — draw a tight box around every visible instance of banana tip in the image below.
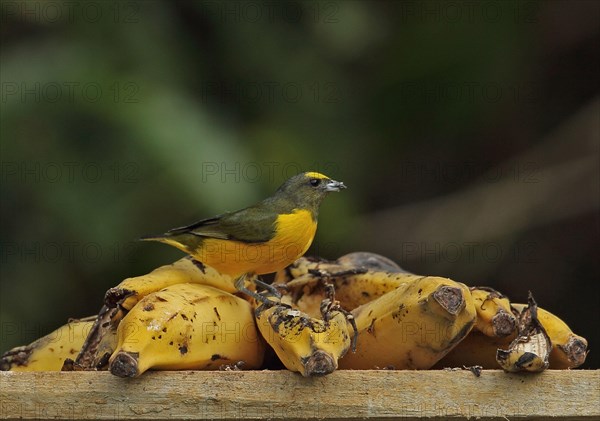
[109,352,140,378]
[432,286,465,316]
[304,350,337,377]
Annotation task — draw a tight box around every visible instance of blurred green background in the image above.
[1,1,598,368]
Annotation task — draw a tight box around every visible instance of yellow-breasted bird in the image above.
[141,171,345,296]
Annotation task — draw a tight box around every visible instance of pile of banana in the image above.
[1,253,588,376]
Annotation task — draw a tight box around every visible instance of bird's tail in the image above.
[139,232,202,257]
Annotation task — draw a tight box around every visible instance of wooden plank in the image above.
[1,370,598,420]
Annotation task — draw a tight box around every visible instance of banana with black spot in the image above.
[1,318,95,371]
[338,276,476,370]
[254,285,356,377]
[109,283,264,377]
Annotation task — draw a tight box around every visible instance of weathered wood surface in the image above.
[1,370,598,420]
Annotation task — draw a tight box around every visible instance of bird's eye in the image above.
[310,178,321,187]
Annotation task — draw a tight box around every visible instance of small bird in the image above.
[141,171,346,295]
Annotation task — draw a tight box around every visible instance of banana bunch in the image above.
[275,254,478,370]
[53,261,264,376]
[0,318,95,371]
[61,257,263,376]
[276,252,587,372]
[254,284,356,377]
[2,251,589,376]
[64,257,246,371]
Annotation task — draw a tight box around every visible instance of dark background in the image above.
[1,1,598,368]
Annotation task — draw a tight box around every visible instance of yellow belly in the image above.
[193,209,317,277]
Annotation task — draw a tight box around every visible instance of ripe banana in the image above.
[109,283,264,377]
[254,287,355,377]
[104,256,239,311]
[470,287,517,337]
[511,303,587,369]
[338,276,476,370]
[496,294,551,373]
[1,318,95,371]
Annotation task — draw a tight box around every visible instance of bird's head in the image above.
[273,171,346,214]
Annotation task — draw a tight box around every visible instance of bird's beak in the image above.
[325,179,346,192]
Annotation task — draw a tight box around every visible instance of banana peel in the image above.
[496,293,551,373]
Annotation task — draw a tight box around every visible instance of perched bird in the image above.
[141,171,346,295]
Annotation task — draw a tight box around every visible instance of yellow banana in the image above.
[470,287,517,337]
[496,294,550,373]
[254,287,355,377]
[511,303,587,369]
[104,256,239,311]
[109,283,264,377]
[1,318,95,371]
[338,276,476,369]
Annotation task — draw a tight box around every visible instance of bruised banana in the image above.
[277,255,419,318]
[285,272,422,318]
[255,289,355,377]
[512,303,587,369]
[109,283,264,377]
[470,287,517,337]
[104,256,238,311]
[89,320,119,370]
[1,318,95,371]
[496,294,551,373]
[66,305,124,371]
[338,276,476,370]
[275,252,406,284]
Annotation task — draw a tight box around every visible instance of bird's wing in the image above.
[166,206,278,243]
[166,216,228,239]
